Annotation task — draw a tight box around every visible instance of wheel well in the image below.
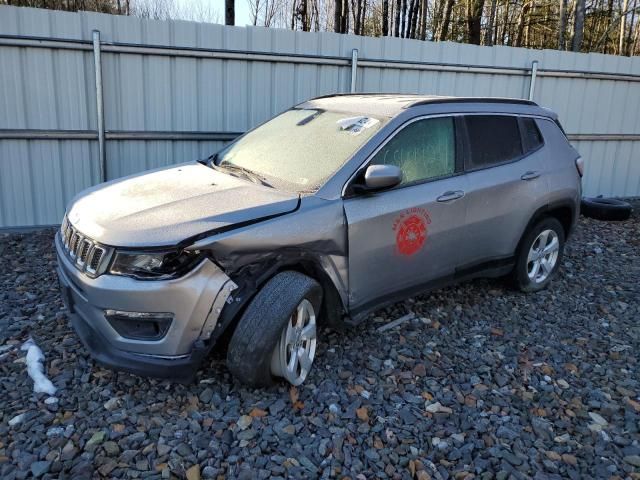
[545,206,573,238]
[216,258,346,345]
[281,261,346,329]
[516,203,575,257]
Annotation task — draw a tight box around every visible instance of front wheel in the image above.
[513,217,565,292]
[226,271,322,387]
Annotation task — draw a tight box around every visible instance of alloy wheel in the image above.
[527,229,560,284]
[270,298,317,385]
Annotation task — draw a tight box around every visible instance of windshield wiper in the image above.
[197,153,218,168]
[296,109,324,126]
[201,152,273,188]
[218,163,273,188]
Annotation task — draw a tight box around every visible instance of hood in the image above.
[67,163,299,247]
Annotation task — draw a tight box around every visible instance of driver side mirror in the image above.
[363,164,403,191]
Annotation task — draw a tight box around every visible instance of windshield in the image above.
[214,108,386,192]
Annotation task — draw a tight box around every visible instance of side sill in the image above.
[345,256,515,326]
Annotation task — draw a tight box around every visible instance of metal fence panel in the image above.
[0,139,98,226]
[0,5,639,227]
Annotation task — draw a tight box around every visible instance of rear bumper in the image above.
[55,232,236,380]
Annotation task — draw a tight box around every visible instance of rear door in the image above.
[343,116,469,312]
[458,115,549,269]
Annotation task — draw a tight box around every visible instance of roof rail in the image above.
[409,97,538,107]
[307,93,538,107]
[309,92,403,100]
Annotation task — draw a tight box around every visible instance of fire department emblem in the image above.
[393,208,431,256]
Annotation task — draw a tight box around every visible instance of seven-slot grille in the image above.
[60,216,111,277]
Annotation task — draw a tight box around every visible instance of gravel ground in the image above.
[1,206,639,480]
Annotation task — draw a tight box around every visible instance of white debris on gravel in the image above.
[376,312,416,332]
[20,338,57,395]
[8,413,25,427]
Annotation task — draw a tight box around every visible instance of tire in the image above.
[581,197,632,221]
[513,217,565,293]
[226,271,322,388]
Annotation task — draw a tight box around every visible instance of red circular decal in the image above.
[396,214,427,256]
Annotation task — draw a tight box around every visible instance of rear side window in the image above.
[520,117,543,152]
[464,115,523,169]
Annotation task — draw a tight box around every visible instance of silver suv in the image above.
[56,94,582,387]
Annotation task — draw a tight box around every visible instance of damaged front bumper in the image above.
[55,233,236,380]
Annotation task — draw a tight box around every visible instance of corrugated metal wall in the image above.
[1,5,639,227]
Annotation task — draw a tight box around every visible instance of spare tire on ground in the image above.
[581,197,633,221]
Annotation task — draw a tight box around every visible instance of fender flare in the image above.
[515,199,578,255]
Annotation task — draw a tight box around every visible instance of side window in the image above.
[464,115,523,170]
[520,117,544,152]
[371,117,455,185]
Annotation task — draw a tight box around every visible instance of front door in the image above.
[344,116,469,312]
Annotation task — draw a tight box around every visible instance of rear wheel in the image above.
[226,271,322,387]
[513,217,565,292]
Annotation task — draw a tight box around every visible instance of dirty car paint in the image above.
[66,163,299,248]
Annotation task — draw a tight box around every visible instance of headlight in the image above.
[109,249,203,280]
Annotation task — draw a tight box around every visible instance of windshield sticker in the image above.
[393,208,432,256]
[336,116,380,135]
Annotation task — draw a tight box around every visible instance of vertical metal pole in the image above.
[350,48,358,93]
[528,60,539,101]
[92,30,106,183]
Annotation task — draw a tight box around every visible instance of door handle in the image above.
[437,190,465,202]
[521,171,541,181]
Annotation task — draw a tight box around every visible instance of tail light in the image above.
[575,157,584,177]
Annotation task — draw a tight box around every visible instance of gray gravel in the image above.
[1,205,639,479]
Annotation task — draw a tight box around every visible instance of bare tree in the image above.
[515,1,531,46]
[382,0,389,35]
[433,0,445,39]
[558,0,568,48]
[572,0,586,50]
[361,0,368,34]
[438,0,455,40]
[419,0,428,39]
[226,0,235,25]
[394,0,401,35]
[342,0,349,31]
[334,0,343,31]
[467,0,486,44]
[485,0,498,45]
[634,15,640,53]
[620,0,630,52]
[9,0,640,56]
[300,0,310,30]
[354,0,363,33]
[627,0,638,53]
[248,0,261,24]
[130,0,175,20]
[409,0,419,37]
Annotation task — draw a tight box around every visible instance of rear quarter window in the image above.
[464,115,523,170]
[520,117,544,153]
